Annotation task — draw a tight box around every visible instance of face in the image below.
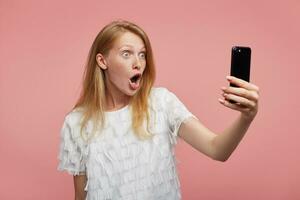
[96,31,146,99]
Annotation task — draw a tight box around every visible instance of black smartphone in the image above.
[229,46,251,103]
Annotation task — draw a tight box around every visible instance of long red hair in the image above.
[70,20,156,141]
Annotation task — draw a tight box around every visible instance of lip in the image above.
[129,72,142,90]
[129,77,141,90]
[130,72,142,79]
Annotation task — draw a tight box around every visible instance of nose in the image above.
[132,55,142,70]
[133,64,141,70]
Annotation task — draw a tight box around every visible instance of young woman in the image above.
[57,20,259,200]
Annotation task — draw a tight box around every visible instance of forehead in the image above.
[113,32,145,50]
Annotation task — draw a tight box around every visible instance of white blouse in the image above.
[57,87,197,200]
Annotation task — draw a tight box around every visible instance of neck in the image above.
[104,82,130,111]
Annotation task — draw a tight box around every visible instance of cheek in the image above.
[141,60,147,70]
[107,63,129,82]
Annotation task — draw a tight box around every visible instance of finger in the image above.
[226,76,259,92]
[218,98,250,112]
[221,86,259,102]
[223,93,256,108]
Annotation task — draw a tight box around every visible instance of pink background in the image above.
[1,0,299,199]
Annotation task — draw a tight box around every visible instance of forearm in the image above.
[211,114,253,161]
[74,174,87,200]
[75,193,86,200]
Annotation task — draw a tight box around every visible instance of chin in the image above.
[127,89,139,96]
[127,87,141,96]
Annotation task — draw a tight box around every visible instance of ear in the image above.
[96,53,108,70]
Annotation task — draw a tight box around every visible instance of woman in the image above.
[57,19,259,200]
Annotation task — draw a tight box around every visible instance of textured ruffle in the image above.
[57,112,90,176]
[85,130,181,200]
[163,88,199,146]
[57,87,197,200]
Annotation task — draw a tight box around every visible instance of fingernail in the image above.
[218,98,225,103]
[226,76,232,80]
[221,87,226,91]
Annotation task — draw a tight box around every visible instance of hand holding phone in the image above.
[229,46,251,103]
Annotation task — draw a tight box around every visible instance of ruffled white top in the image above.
[57,87,197,200]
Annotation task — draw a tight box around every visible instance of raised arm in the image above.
[178,114,253,162]
[178,76,259,162]
[73,174,87,200]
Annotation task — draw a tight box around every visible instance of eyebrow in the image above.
[119,44,146,51]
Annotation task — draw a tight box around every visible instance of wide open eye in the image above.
[122,50,130,57]
[139,52,146,59]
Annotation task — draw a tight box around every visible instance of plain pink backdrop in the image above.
[1,0,299,199]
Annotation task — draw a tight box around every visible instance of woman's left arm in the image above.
[178,76,259,162]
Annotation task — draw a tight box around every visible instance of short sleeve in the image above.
[164,88,198,143]
[57,116,87,176]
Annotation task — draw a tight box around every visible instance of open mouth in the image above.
[130,73,142,83]
[129,73,142,90]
